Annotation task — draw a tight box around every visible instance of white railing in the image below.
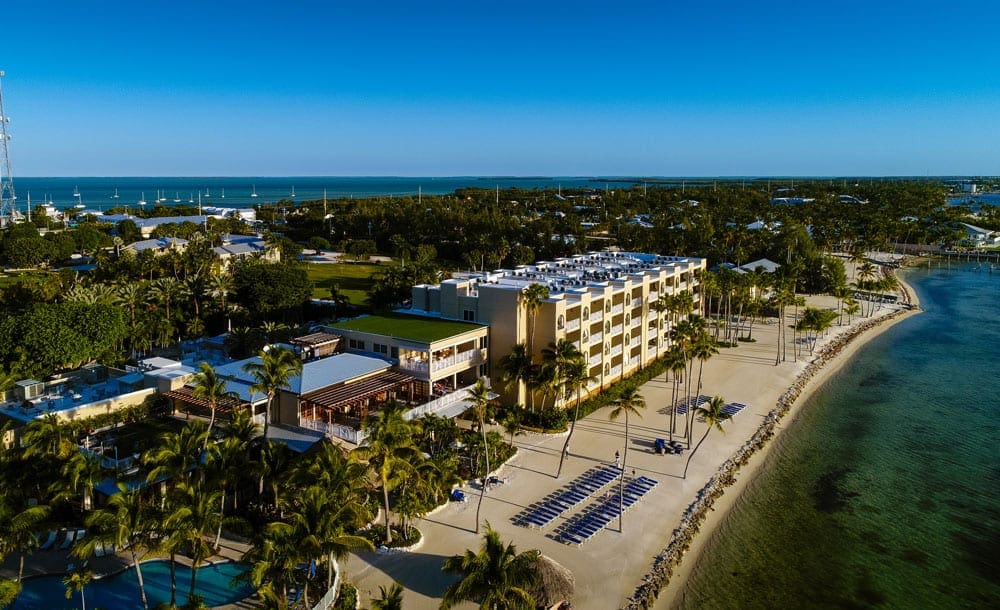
[398,359,430,374]
[403,382,479,420]
[311,567,341,610]
[631,298,642,309]
[611,324,623,335]
[610,365,622,377]
[647,347,657,358]
[300,418,367,445]
[631,336,642,347]
[631,317,642,329]
[431,349,485,373]
[648,291,659,301]
[590,311,603,322]
[590,331,603,344]
[611,303,624,314]
[589,354,602,367]
[566,318,581,331]
[610,345,623,357]
[629,356,641,367]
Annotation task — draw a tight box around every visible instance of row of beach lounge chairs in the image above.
[38,529,123,556]
[516,466,622,529]
[675,396,749,419]
[556,475,659,545]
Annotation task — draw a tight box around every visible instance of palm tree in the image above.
[609,387,645,531]
[82,483,154,610]
[63,567,93,610]
[689,333,720,446]
[555,357,593,478]
[144,419,208,488]
[190,362,239,453]
[663,346,687,441]
[243,346,302,440]
[497,343,533,411]
[356,403,419,544]
[256,440,290,510]
[466,378,496,534]
[56,449,104,511]
[167,480,222,604]
[682,396,732,479]
[242,520,301,610]
[205,436,245,547]
[500,410,523,448]
[440,523,540,610]
[0,499,50,586]
[520,283,549,358]
[372,582,405,610]
[21,412,72,458]
[540,339,582,409]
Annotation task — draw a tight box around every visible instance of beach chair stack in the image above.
[556,475,658,546]
[515,466,620,529]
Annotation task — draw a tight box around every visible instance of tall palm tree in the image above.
[689,333,720,446]
[372,582,405,610]
[256,440,290,510]
[0,499,50,586]
[555,357,593,478]
[497,343,533,411]
[609,387,646,532]
[242,520,301,610]
[62,567,93,610]
[82,483,154,610]
[466,379,496,534]
[440,523,540,610]
[21,412,72,459]
[540,339,582,409]
[663,346,687,441]
[190,362,239,453]
[520,283,550,358]
[243,346,302,440]
[56,450,104,511]
[167,480,222,604]
[144,419,208,488]
[682,396,732,479]
[356,403,419,544]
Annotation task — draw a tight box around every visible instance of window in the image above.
[583,307,590,318]
[373,343,389,355]
[463,309,476,321]
[479,336,488,349]
[557,314,565,330]
[605,321,611,333]
[604,343,610,355]
[605,301,611,313]
[604,364,610,376]
[390,346,399,358]
[625,314,630,325]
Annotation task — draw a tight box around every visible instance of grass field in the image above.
[305,262,382,305]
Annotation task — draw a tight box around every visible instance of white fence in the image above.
[311,567,341,610]
[300,418,367,445]
[403,382,478,420]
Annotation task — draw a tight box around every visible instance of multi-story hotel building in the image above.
[408,251,706,406]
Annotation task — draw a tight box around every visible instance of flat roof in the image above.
[330,314,485,343]
[215,352,391,395]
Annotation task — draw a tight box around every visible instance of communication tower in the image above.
[0,70,16,228]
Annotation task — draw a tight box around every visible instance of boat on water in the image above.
[138,192,147,206]
[188,193,194,203]
[250,185,258,198]
[73,186,81,199]
[221,188,225,199]
[290,185,296,198]
[112,187,119,199]
[173,192,181,203]
[205,187,211,198]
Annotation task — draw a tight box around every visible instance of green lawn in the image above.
[0,270,53,288]
[305,262,382,305]
[329,313,485,343]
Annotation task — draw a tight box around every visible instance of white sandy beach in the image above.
[345,258,921,610]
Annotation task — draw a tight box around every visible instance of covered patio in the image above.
[298,370,420,431]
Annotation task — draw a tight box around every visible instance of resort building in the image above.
[212,233,277,268]
[328,313,490,420]
[407,251,706,406]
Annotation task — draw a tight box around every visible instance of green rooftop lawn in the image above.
[331,313,483,343]
[305,262,382,305]
[88,416,186,457]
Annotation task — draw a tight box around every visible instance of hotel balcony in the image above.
[590,331,603,344]
[590,311,604,323]
[648,291,659,302]
[611,324,623,336]
[611,303,624,315]
[566,318,581,332]
[610,345,623,357]
[431,348,486,373]
[630,335,642,347]
[610,365,622,377]
[589,354,603,367]
[631,297,642,309]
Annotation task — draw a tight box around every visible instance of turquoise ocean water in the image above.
[676,262,1000,609]
[8,176,624,213]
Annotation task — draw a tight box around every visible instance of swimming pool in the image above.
[13,559,254,609]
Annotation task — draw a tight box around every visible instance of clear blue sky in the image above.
[4,0,999,176]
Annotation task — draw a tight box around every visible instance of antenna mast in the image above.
[0,71,17,228]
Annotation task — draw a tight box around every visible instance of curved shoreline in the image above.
[623,272,922,609]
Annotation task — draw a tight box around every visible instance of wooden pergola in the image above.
[299,371,418,426]
[164,386,250,418]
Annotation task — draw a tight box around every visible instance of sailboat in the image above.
[173,192,181,203]
[250,184,258,198]
[138,192,147,206]
[205,187,211,198]
[290,185,296,198]
[188,193,194,203]
[112,187,119,199]
[73,186,81,200]
[220,188,225,199]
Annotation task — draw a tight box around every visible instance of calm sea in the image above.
[676,262,1000,609]
[7,176,624,212]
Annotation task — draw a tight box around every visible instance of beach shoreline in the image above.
[645,266,922,610]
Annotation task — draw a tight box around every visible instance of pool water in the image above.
[13,560,254,609]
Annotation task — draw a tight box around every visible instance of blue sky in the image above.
[4,0,999,176]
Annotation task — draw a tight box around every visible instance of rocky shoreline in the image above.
[621,303,918,610]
